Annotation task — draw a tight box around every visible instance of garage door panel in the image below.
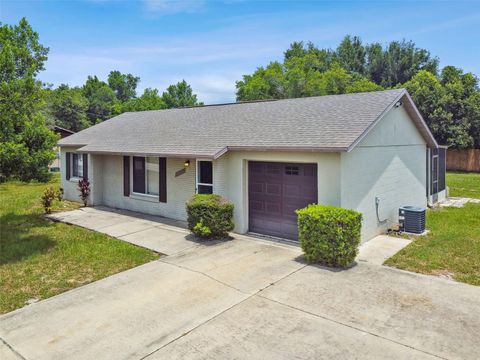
[266,183,281,195]
[248,161,318,240]
[249,182,264,194]
[249,200,264,212]
[284,184,301,197]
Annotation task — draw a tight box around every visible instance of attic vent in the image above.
[399,206,426,234]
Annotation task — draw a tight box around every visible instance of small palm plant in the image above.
[77,179,90,206]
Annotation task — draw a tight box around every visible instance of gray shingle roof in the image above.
[58,89,436,158]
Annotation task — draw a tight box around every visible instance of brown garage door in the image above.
[248,161,318,240]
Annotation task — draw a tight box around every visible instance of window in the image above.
[197,160,213,194]
[72,153,83,178]
[132,156,159,196]
[285,165,299,175]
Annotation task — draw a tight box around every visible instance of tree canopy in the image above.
[236,36,479,149]
[0,18,57,182]
[161,80,203,108]
[108,70,140,102]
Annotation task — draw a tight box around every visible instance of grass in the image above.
[446,171,480,198]
[0,174,159,314]
[385,172,480,286]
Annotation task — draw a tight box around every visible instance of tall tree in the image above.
[45,84,89,132]
[236,62,286,101]
[107,70,140,102]
[0,18,57,182]
[119,88,166,112]
[382,40,438,87]
[82,75,117,124]
[162,80,202,108]
[403,68,479,148]
[236,58,380,101]
[336,35,366,74]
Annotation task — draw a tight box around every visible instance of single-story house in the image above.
[58,89,446,242]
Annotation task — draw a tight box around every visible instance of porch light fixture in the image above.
[184,160,190,168]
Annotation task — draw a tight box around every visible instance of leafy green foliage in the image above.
[162,80,203,108]
[236,36,478,149]
[108,70,140,102]
[41,186,60,214]
[44,84,89,131]
[193,219,212,238]
[82,75,118,124]
[186,194,234,239]
[296,204,362,268]
[118,88,166,112]
[403,68,480,148]
[0,18,57,182]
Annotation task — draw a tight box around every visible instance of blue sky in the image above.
[1,0,479,104]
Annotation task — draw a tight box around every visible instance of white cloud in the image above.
[143,0,205,14]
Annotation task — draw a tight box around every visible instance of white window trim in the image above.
[196,159,213,194]
[130,156,159,199]
[69,153,84,182]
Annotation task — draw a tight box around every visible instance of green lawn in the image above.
[446,171,480,198]
[385,172,480,286]
[0,175,159,314]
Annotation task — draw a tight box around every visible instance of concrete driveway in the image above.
[1,209,479,359]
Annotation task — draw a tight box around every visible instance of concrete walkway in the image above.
[47,206,195,255]
[1,207,479,360]
[440,197,480,208]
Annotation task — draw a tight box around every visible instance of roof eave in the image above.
[214,145,348,158]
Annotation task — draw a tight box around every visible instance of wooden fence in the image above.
[446,149,480,172]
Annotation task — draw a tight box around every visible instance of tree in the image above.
[162,80,202,108]
[236,62,286,101]
[403,69,479,149]
[107,70,140,102]
[0,18,57,182]
[336,35,366,74]
[235,36,480,149]
[82,75,117,124]
[45,84,89,131]
[382,40,439,87]
[119,88,166,112]
[236,59,380,101]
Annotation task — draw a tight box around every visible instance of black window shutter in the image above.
[82,154,88,180]
[159,157,167,203]
[123,156,130,197]
[132,157,145,193]
[66,152,71,180]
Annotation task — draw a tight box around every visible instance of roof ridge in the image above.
[123,88,406,114]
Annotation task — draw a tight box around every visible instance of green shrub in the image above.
[41,186,60,214]
[186,194,234,239]
[296,204,362,267]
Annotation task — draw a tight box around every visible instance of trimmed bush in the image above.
[186,194,234,239]
[296,204,362,267]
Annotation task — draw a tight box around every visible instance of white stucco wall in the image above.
[98,155,197,220]
[60,149,199,219]
[220,151,341,234]
[341,105,427,241]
